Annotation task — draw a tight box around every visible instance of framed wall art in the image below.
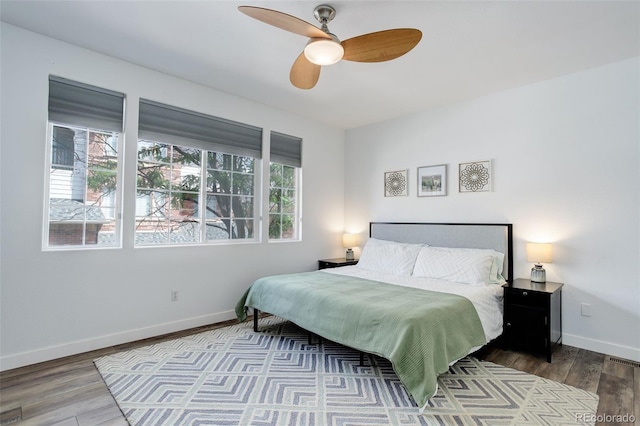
[459,160,492,193]
[417,164,447,197]
[384,169,408,197]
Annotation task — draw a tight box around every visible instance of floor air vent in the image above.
[608,356,640,368]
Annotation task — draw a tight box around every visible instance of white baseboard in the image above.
[0,310,237,372]
[4,319,638,372]
[563,333,640,362]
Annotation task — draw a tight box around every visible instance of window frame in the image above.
[204,151,260,244]
[43,122,124,250]
[268,161,302,242]
[134,139,262,247]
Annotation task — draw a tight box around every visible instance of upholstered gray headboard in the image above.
[370,222,513,283]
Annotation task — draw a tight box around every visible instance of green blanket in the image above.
[235,271,486,408]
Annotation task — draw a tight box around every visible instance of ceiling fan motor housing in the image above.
[313,5,337,25]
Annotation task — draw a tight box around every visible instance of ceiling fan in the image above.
[238,4,422,89]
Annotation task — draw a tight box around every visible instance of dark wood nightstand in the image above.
[318,258,358,270]
[503,278,563,362]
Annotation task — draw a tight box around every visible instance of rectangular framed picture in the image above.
[384,169,409,197]
[417,164,447,197]
[459,160,492,192]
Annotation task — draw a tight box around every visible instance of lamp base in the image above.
[345,248,354,261]
[530,264,546,283]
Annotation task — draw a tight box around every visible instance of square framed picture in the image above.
[459,160,492,192]
[417,164,447,197]
[384,169,408,197]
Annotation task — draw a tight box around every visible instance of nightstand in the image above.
[503,278,563,362]
[318,258,358,270]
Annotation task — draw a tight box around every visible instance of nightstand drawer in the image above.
[504,288,547,308]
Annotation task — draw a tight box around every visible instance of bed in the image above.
[235,222,513,411]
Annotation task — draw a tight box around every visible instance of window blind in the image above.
[48,76,125,132]
[138,99,262,159]
[270,131,302,167]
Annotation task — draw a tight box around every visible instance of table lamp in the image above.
[526,243,552,283]
[343,233,358,260]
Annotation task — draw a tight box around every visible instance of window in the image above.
[269,131,302,240]
[206,152,256,241]
[135,99,262,246]
[135,143,257,244]
[45,76,124,249]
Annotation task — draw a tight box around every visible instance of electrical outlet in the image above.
[581,303,591,317]
[171,290,179,302]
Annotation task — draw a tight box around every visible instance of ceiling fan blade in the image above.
[341,28,422,63]
[238,6,331,39]
[290,52,321,89]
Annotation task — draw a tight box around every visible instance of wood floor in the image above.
[1,318,638,426]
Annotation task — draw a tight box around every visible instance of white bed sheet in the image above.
[322,265,504,342]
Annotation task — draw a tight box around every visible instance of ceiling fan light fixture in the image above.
[304,36,344,66]
[238,5,422,89]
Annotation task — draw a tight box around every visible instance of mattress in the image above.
[323,265,504,343]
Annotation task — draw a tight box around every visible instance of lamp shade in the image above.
[342,233,358,248]
[526,243,553,263]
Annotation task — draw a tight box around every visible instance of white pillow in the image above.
[357,238,423,276]
[487,250,507,284]
[412,246,495,285]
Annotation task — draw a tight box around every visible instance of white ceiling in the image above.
[1,1,638,129]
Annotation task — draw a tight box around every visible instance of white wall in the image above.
[0,24,346,370]
[345,58,640,362]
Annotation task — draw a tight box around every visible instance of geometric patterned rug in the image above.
[95,317,598,426]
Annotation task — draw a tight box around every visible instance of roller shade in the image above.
[48,76,125,132]
[138,99,262,159]
[270,131,302,167]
